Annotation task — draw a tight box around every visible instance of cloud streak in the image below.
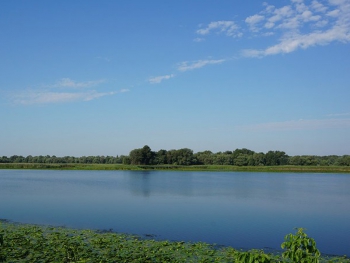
[177,59,226,72]
[52,78,105,89]
[133,1,350,87]
[13,90,118,105]
[148,74,175,84]
[196,1,350,58]
[12,78,126,105]
[197,21,242,38]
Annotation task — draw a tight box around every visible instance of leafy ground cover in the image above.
[1,163,350,173]
[0,222,348,263]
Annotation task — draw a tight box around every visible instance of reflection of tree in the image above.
[141,172,151,197]
[127,172,194,197]
[126,171,288,200]
[128,171,151,197]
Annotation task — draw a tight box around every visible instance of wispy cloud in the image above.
[13,90,118,105]
[51,78,105,89]
[148,74,175,84]
[193,37,205,42]
[196,21,242,38]
[144,1,350,85]
[12,78,124,105]
[177,59,226,72]
[238,118,350,132]
[241,0,350,57]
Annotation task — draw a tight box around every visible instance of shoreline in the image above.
[1,163,350,173]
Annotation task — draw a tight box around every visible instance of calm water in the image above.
[0,170,349,255]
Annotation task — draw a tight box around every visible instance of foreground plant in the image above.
[281,228,321,263]
[0,222,348,263]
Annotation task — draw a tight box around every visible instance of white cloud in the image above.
[193,37,205,42]
[243,23,350,57]
[311,0,328,13]
[191,0,350,60]
[245,15,265,32]
[196,21,242,37]
[265,21,275,29]
[246,14,265,25]
[269,5,294,24]
[52,78,105,89]
[239,118,350,131]
[12,78,122,105]
[314,19,329,27]
[148,74,175,84]
[242,0,350,57]
[327,9,340,17]
[13,90,117,105]
[177,59,226,72]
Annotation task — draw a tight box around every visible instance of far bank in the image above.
[1,163,350,173]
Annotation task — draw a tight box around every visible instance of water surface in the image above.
[0,170,349,255]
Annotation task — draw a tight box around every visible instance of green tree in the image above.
[129,145,155,165]
[155,149,167,165]
[194,151,214,165]
[234,153,249,166]
[265,151,288,166]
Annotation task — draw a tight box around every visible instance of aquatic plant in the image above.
[0,222,348,263]
[281,228,321,263]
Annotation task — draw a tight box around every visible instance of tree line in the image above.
[1,145,349,166]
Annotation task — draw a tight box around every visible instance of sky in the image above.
[1,0,350,157]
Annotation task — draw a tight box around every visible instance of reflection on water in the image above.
[0,170,349,255]
[127,171,195,197]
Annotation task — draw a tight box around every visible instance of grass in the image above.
[0,163,350,173]
[0,221,348,263]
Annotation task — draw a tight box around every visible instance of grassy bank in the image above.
[0,221,348,263]
[1,163,350,173]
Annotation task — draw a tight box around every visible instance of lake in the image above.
[0,169,349,256]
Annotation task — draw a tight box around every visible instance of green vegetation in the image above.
[281,228,321,263]
[1,145,349,173]
[0,222,348,263]
[1,163,350,173]
[1,145,350,167]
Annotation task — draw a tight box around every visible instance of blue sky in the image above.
[1,0,349,157]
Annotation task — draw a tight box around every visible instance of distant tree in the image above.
[129,148,143,165]
[165,148,195,165]
[336,155,350,166]
[121,155,130,164]
[195,151,214,165]
[129,145,155,165]
[10,155,25,163]
[0,156,10,163]
[176,148,195,165]
[232,148,255,159]
[3,147,349,167]
[155,149,167,165]
[213,153,233,165]
[265,151,288,166]
[234,154,249,166]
